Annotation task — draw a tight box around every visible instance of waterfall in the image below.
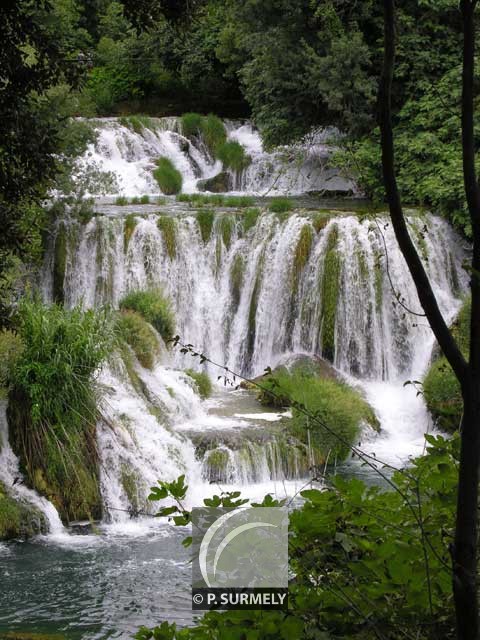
[72,118,353,197]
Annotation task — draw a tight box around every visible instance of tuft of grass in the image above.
[140,195,150,204]
[292,224,314,293]
[124,213,137,251]
[201,114,227,156]
[269,197,293,214]
[130,196,140,205]
[184,369,212,399]
[217,141,251,171]
[258,368,378,462]
[181,112,203,138]
[0,330,23,394]
[156,216,177,260]
[312,212,332,233]
[320,224,341,362]
[115,196,129,206]
[242,207,261,233]
[176,193,226,206]
[153,157,183,195]
[224,196,255,208]
[7,301,114,522]
[230,254,244,311]
[119,288,175,343]
[116,310,160,370]
[197,209,215,243]
[219,216,235,249]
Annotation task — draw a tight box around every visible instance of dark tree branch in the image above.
[379,0,468,385]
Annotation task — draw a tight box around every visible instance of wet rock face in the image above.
[0,483,48,540]
[197,171,232,193]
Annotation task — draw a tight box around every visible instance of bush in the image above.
[153,157,183,195]
[423,298,470,432]
[116,310,160,370]
[269,197,293,214]
[258,368,378,462]
[119,288,175,342]
[184,369,212,399]
[181,112,203,138]
[7,301,114,522]
[217,140,251,171]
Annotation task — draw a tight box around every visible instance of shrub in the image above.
[197,209,215,243]
[423,298,470,432]
[115,196,128,206]
[258,368,378,462]
[184,369,212,399]
[224,196,255,208]
[153,157,183,195]
[140,195,150,204]
[217,141,251,171]
[181,112,203,138]
[7,301,114,522]
[201,114,227,156]
[119,288,175,342]
[116,310,159,370]
[269,197,293,214]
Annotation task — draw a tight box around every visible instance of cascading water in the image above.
[73,117,354,197]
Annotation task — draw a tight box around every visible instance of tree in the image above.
[379,1,480,638]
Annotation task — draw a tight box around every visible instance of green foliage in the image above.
[258,367,377,462]
[242,207,260,233]
[176,193,225,206]
[223,196,255,208]
[269,198,293,214]
[156,216,177,260]
[216,140,251,171]
[153,158,183,195]
[115,196,129,206]
[423,298,470,432]
[116,310,160,370]
[200,114,227,156]
[184,369,213,399]
[119,288,175,342]
[7,301,114,521]
[124,213,137,251]
[0,330,23,394]
[218,216,234,249]
[140,195,150,204]
[292,224,313,292]
[321,224,341,361]
[230,254,245,311]
[196,209,215,243]
[181,112,203,138]
[0,481,46,540]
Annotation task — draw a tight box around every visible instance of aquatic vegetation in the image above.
[119,115,153,134]
[156,215,177,259]
[7,302,114,522]
[204,448,229,481]
[0,482,47,539]
[116,310,160,370]
[269,197,293,214]
[218,215,234,249]
[320,224,341,361]
[153,157,183,195]
[181,112,203,138]
[0,330,22,394]
[230,253,245,311]
[176,193,225,206]
[119,288,175,343]
[124,213,137,251]
[53,221,67,303]
[312,211,332,233]
[242,207,261,233]
[216,140,251,171]
[423,298,470,432]
[258,368,378,462]
[292,224,313,293]
[140,195,150,204]
[200,114,227,155]
[196,209,215,243]
[115,196,129,206]
[184,369,212,399]
[224,195,255,208]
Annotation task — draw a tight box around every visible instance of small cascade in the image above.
[72,118,352,197]
[0,402,64,535]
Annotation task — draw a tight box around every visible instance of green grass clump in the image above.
[423,298,470,432]
[0,481,46,539]
[242,207,261,233]
[181,112,203,138]
[217,141,251,171]
[230,254,245,310]
[115,196,129,206]
[119,288,175,342]
[119,115,153,134]
[124,213,137,251]
[197,209,215,243]
[320,224,341,361]
[176,193,226,206]
[201,114,227,156]
[269,197,293,214]
[258,368,378,462]
[116,310,160,370]
[185,369,213,399]
[0,330,23,394]
[219,216,235,249]
[153,157,183,195]
[224,196,255,208]
[140,195,150,204]
[292,224,314,293]
[53,222,67,303]
[7,301,114,522]
[130,196,140,205]
[157,216,177,260]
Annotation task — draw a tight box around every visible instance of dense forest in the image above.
[1,1,480,640]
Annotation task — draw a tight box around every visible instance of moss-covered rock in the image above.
[156,215,177,260]
[0,481,48,540]
[320,224,341,362]
[119,288,175,343]
[124,214,137,252]
[197,172,232,193]
[53,222,67,303]
[423,298,470,432]
[196,209,215,243]
[230,254,245,312]
[184,369,212,399]
[116,310,160,370]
